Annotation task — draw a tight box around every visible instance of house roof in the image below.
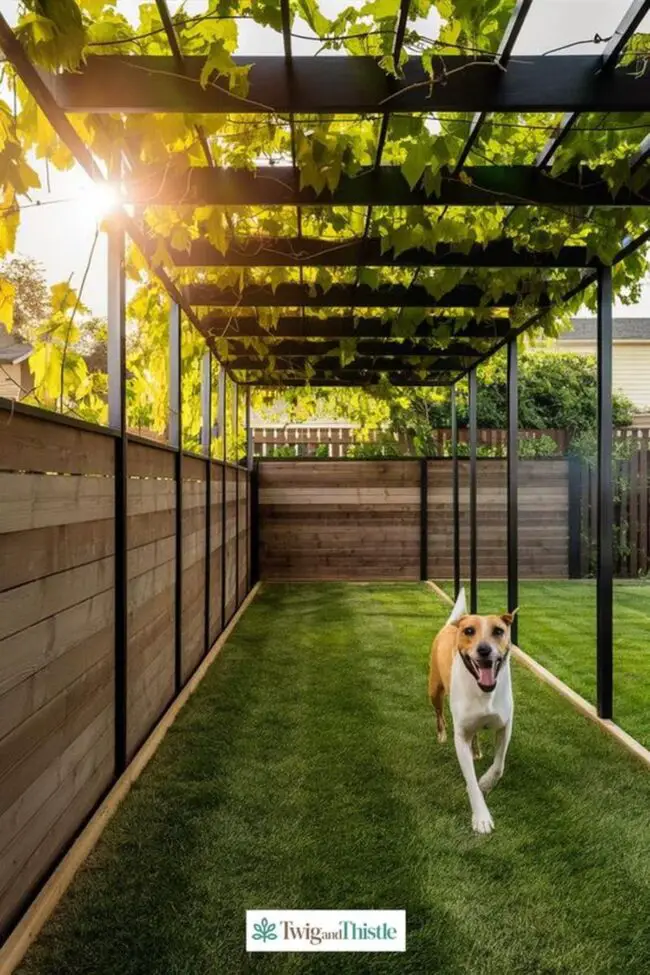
[0,325,31,364]
[559,318,650,342]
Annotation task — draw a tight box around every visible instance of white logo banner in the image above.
[246,910,406,952]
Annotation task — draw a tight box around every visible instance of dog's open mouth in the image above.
[462,655,500,692]
[476,660,497,692]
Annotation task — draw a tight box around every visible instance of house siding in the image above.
[551,340,650,411]
[0,362,23,400]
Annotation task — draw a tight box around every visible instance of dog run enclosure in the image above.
[1,0,650,964]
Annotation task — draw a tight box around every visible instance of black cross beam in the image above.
[127,165,650,208]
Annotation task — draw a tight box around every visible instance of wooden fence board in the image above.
[209,464,224,643]
[0,473,114,534]
[0,412,115,476]
[128,442,175,480]
[0,590,114,699]
[224,468,238,619]
[238,469,248,602]
[0,519,114,595]
[0,555,113,643]
[181,464,206,682]
[0,624,113,745]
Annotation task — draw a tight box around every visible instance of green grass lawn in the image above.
[17,583,650,975]
[452,580,650,751]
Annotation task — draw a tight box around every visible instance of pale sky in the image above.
[2,0,649,320]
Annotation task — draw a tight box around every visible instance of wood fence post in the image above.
[568,454,582,579]
[420,458,428,581]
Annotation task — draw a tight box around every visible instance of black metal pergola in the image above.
[1,0,649,724]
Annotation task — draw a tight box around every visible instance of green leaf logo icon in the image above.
[252,917,277,943]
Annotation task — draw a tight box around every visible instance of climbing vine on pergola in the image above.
[0,0,650,403]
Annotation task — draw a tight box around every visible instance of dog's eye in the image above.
[493,626,505,637]
[463,626,475,637]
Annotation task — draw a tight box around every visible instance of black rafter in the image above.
[174,237,595,269]
[46,54,650,114]
[227,356,468,372]
[186,283,543,308]
[199,315,512,340]
[454,0,533,172]
[240,377,456,387]
[126,164,650,207]
[535,0,650,168]
[219,340,485,358]
[237,370,458,385]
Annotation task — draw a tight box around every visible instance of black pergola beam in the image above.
[219,339,485,357]
[239,373,456,386]
[187,283,543,308]
[226,355,468,372]
[243,378,454,387]
[47,54,650,114]
[200,314,512,340]
[175,237,595,269]
[129,164,650,208]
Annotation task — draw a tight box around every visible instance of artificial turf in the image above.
[17,583,650,975]
[463,579,650,751]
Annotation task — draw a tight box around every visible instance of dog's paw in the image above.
[437,729,447,744]
[479,768,501,794]
[472,809,494,834]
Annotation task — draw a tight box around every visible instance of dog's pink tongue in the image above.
[478,663,496,688]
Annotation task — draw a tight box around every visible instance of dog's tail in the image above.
[446,586,467,626]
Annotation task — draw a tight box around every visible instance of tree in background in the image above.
[275,349,634,456]
[0,255,48,340]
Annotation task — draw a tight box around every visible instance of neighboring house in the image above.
[552,318,650,421]
[0,324,31,401]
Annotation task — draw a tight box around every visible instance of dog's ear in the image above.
[450,615,468,628]
[500,608,519,627]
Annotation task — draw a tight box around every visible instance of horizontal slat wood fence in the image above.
[0,404,251,939]
[258,459,570,581]
[569,452,650,577]
[427,460,569,579]
[259,461,421,579]
[254,425,650,458]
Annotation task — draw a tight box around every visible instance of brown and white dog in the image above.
[428,588,516,834]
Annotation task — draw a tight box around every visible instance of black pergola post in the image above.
[469,369,478,613]
[219,369,227,631]
[169,302,183,693]
[245,388,252,589]
[201,350,212,657]
[234,382,240,608]
[420,458,428,582]
[507,337,519,645]
[246,387,253,470]
[107,201,127,775]
[597,264,614,719]
[451,386,461,599]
